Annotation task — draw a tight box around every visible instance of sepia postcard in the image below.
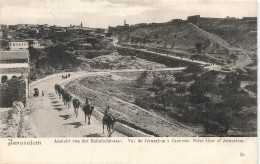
[0,0,258,163]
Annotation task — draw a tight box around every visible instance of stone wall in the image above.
[117,46,191,67]
[0,101,24,137]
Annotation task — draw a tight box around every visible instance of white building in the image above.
[9,40,29,50]
[0,51,30,107]
[24,39,41,48]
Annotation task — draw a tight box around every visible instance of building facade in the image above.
[0,51,30,106]
[24,39,41,48]
[9,40,29,50]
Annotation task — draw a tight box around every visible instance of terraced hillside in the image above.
[119,23,243,54]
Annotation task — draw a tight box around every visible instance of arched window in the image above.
[1,75,8,83]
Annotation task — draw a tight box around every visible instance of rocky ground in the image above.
[78,52,168,70]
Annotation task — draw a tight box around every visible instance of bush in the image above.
[134,96,153,109]
[244,83,257,94]
[175,84,187,96]
[136,71,148,87]
[0,78,26,107]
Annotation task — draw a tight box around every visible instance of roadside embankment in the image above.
[116,46,208,67]
[0,102,25,137]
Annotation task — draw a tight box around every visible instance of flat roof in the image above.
[0,63,29,68]
[0,67,29,74]
[0,51,29,60]
[10,40,28,42]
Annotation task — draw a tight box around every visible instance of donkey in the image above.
[72,99,80,117]
[82,105,94,125]
[102,114,116,136]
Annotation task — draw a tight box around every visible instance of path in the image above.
[25,67,199,137]
[26,72,125,137]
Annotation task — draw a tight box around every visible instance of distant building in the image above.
[42,28,52,34]
[0,25,8,30]
[130,23,148,28]
[24,39,41,48]
[0,50,29,63]
[187,15,201,25]
[124,20,129,27]
[242,17,257,21]
[8,25,19,30]
[9,40,29,50]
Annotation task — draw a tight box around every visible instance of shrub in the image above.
[0,78,26,107]
[136,71,148,87]
[244,83,257,94]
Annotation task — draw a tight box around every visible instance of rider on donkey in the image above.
[104,106,113,121]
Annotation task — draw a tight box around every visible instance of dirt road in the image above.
[26,72,125,137]
[25,68,187,137]
[25,67,198,137]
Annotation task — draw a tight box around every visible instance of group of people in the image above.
[62,74,71,79]
[33,88,44,97]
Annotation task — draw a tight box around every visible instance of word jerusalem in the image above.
[8,139,41,146]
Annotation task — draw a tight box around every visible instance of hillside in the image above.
[117,23,255,70]
[119,23,241,54]
[234,31,257,51]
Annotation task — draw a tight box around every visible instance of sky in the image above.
[0,0,258,28]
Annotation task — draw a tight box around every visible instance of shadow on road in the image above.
[84,133,102,137]
[53,107,63,111]
[52,104,61,107]
[63,122,84,128]
[60,114,72,120]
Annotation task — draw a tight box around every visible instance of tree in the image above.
[184,64,204,76]
[223,73,240,94]
[152,76,164,89]
[174,72,183,83]
[195,43,202,54]
[230,54,238,64]
[176,84,187,97]
[45,44,81,70]
[0,78,26,107]
[136,71,148,87]
[188,71,218,103]
[154,89,175,110]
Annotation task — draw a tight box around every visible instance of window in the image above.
[13,43,15,46]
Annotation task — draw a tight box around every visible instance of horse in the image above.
[82,104,94,125]
[62,91,72,108]
[55,84,63,99]
[102,114,116,136]
[72,99,80,117]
